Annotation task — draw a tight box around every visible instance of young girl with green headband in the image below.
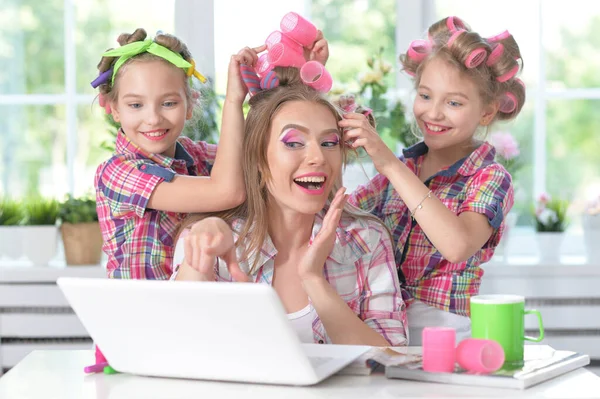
[93,28,252,280]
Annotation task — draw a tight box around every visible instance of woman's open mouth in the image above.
[293,175,326,195]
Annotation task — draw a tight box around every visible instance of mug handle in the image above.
[524,309,544,342]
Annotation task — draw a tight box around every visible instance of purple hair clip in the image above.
[90,68,113,89]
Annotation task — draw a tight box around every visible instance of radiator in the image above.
[0,265,105,375]
[480,267,600,360]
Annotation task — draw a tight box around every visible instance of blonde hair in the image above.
[400,16,525,123]
[96,28,194,105]
[180,67,390,272]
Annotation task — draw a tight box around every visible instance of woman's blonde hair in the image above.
[400,16,525,123]
[180,67,390,272]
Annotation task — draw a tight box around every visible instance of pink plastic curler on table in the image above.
[300,61,332,93]
[456,338,505,374]
[422,327,456,373]
[267,42,306,68]
[280,12,318,47]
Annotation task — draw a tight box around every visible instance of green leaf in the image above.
[58,195,99,224]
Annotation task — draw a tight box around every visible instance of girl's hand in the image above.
[183,217,249,282]
[338,113,398,175]
[298,187,346,281]
[226,44,267,104]
[304,30,329,65]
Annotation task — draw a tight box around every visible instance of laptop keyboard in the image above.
[308,356,334,368]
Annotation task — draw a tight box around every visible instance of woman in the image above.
[172,65,407,347]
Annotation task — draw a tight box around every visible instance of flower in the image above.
[490,132,520,159]
[489,131,523,178]
[532,193,569,232]
[586,196,600,216]
[380,61,393,74]
[359,70,384,85]
[538,193,551,206]
[537,208,558,225]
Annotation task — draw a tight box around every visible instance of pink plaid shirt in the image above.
[95,131,216,280]
[172,211,408,346]
[350,141,514,316]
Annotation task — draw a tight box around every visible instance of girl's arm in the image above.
[340,114,509,263]
[148,46,266,213]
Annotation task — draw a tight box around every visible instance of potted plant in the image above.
[59,195,103,265]
[22,196,60,265]
[0,198,25,260]
[532,193,569,263]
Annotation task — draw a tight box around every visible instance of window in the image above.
[0,0,175,198]
[434,0,600,221]
[310,0,397,91]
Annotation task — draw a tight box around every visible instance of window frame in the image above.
[2,0,598,198]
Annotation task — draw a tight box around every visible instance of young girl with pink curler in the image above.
[343,16,525,344]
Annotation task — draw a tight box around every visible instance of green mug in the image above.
[470,295,544,368]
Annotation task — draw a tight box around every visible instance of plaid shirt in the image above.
[95,131,217,280]
[349,141,514,316]
[172,211,408,346]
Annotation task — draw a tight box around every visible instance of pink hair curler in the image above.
[255,53,273,78]
[446,16,466,33]
[498,91,517,113]
[488,30,510,43]
[496,64,519,82]
[456,338,505,374]
[422,327,456,373]
[300,61,332,92]
[265,30,303,54]
[465,48,487,68]
[447,30,466,48]
[280,12,318,47]
[486,43,505,66]
[267,42,306,68]
[515,77,526,89]
[405,69,416,77]
[407,39,432,63]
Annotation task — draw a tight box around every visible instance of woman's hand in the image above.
[226,44,267,104]
[297,187,346,281]
[183,217,249,282]
[338,113,399,175]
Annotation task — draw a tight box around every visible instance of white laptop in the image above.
[57,277,370,386]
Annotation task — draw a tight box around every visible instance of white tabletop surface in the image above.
[1,350,599,399]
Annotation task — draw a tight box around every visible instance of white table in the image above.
[1,350,599,399]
